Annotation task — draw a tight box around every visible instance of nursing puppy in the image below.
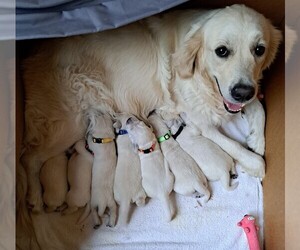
[22,5,281,211]
[148,111,210,202]
[125,116,175,221]
[63,139,93,215]
[87,113,117,228]
[39,153,68,212]
[113,114,147,225]
[167,114,238,191]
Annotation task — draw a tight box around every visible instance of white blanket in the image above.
[29,113,263,250]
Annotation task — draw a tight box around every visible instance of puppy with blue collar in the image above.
[113,114,147,226]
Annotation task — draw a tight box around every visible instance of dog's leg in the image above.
[243,98,265,156]
[200,125,265,178]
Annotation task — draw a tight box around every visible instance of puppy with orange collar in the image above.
[87,113,117,228]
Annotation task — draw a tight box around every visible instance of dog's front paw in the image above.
[246,130,265,156]
[240,153,265,179]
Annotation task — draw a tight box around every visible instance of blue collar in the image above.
[118,129,128,135]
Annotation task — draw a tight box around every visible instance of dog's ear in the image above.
[172,30,202,79]
[262,24,282,70]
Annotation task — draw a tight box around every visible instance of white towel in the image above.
[31,112,263,250]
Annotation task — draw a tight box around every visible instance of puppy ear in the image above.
[125,116,139,129]
[179,112,188,123]
[132,143,139,154]
[262,24,282,70]
[113,120,122,132]
[172,29,202,79]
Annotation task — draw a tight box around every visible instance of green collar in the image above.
[157,131,171,143]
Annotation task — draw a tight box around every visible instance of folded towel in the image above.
[31,112,263,250]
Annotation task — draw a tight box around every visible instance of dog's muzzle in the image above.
[214,76,246,114]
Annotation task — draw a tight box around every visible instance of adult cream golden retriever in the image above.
[21,4,281,212]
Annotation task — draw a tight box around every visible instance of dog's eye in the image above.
[215,46,230,58]
[255,45,265,57]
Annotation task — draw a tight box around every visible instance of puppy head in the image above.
[164,115,184,135]
[173,4,282,114]
[125,116,156,150]
[87,112,115,138]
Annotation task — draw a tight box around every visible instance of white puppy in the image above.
[113,114,147,225]
[167,114,238,191]
[87,113,117,228]
[39,153,68,212]
[148,111,210,202]
[63,139,93,215]
[125,116,175,221]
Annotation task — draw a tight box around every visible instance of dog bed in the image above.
[28,113,264,250]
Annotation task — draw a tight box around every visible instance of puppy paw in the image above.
[27,191,44,213]
[246,131,265,156]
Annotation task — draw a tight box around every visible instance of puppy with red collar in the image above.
[125,115,175,222]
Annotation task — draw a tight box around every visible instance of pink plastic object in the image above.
[237,215,260,250]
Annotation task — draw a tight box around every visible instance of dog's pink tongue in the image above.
[223,99,243,111]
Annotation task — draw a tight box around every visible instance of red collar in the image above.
[138,142,156,154]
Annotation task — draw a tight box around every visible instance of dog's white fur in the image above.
[125,116,175,221]
[21,4,281,211]
[167,114,238,191]
[148,111,210,201]
[87,113,117,228]
[63,139,93,215]
[113,114,147,225]
[39,153,68,212]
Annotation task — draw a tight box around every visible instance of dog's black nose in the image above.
[231,84,255,102]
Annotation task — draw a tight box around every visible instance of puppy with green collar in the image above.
[148,111,210,203]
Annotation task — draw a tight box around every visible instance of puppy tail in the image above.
[118,202,131,226]
[161,194,175,222]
